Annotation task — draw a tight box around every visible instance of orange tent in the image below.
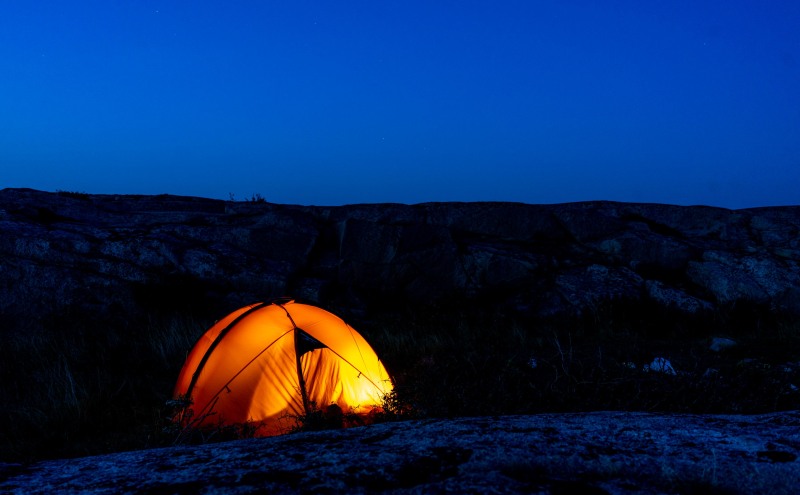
[173,300,393,435]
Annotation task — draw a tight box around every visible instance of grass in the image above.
[358,299,800,418]
[0,311,205,462]
[1,297,798,463]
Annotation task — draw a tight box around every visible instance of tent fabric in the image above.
[173,300,393,436]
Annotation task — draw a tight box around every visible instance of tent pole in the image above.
[278,301,313,416]
[185,302,268,399]
[294,329,312,416]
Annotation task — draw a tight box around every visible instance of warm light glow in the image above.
[173,301,393,435]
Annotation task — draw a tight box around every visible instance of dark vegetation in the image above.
[226,192,268,203]
[370,299,800,420]
[1,294,799,463]
[55,190,91,201]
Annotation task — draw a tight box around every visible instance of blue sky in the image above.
[2,1,798,207]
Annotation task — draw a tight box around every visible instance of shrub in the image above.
[56,190,91,200]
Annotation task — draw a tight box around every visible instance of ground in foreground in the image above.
[2,411,799,494]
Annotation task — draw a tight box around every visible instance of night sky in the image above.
[2,1,799,208]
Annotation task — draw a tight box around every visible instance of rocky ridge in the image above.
[2,188,799,325]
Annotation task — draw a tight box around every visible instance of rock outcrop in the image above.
[2,411,799,494]
[2,188,799,326]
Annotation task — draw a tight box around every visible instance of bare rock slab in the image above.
[2,411,799,494]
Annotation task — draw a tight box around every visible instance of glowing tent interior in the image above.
[172,300,393,435]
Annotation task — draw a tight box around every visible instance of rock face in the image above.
[2,188,800,326]
[2,411,799,494]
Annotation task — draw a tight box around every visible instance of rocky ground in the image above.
[2,411,800,494]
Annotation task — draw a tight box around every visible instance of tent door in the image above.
[293,328,327,415]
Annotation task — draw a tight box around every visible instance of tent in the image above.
[172,299,393,435]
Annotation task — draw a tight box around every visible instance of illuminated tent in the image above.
[173,300,393,435]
